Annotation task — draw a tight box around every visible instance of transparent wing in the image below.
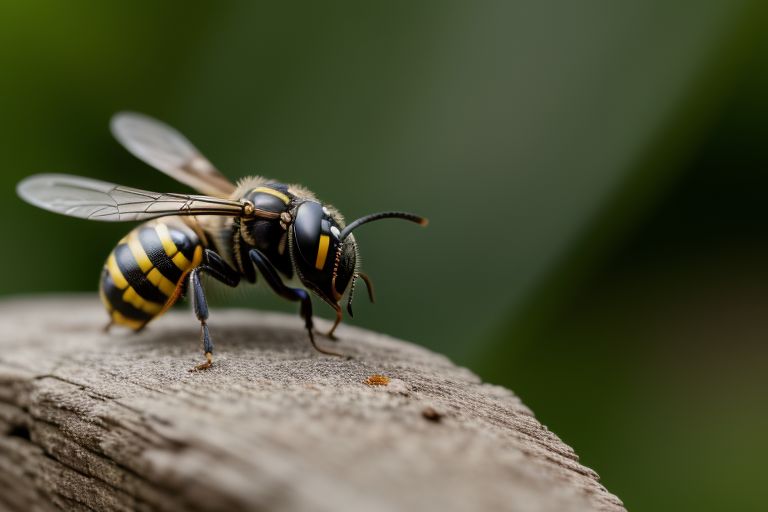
[110,112,236,197]
[17,174,246,222]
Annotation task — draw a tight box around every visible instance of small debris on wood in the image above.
[363,375,409,396]
[421,406,443,422]
[364,374,390,386]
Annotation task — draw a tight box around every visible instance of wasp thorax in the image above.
[291,201,356,306]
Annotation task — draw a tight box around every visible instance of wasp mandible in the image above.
[17,113,427,370]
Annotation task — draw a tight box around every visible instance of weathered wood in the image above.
[0,296,624,512]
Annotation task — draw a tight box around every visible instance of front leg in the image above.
[323,306,342,341]
[189,250,241,371]
[249,249,346,358]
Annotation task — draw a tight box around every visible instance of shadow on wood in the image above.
[0,296,624,512]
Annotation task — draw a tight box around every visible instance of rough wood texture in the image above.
[0,296,624,512]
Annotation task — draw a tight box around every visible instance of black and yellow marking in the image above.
[100,221,203,330]
[252,186,290,205]
[315,234,330,270]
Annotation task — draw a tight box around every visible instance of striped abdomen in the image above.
[100,220,204,330]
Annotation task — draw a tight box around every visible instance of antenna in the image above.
[340,211,428,240]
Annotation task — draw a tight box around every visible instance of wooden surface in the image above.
[0,296,625,512]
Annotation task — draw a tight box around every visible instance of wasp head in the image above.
[290,201,428,315]
[290,201,355,310]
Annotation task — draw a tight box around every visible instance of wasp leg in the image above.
[249,249,347,358]
[189,270,214,371]
[322,306,343,341]
[189,250,241,372]
[201,249,242,287]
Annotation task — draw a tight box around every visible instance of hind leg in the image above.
[189,269,214,371]
[189,250,241,371]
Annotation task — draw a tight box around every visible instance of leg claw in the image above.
[308,330,347,358]
[190,352,213,372]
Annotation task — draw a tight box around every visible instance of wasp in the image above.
[17,113,427,370]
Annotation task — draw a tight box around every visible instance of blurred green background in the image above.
[2,1,767,510]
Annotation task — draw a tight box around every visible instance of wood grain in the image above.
[0,296,625,512]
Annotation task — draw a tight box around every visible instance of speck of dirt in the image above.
[364,374,390,386]
[421,406,443,422]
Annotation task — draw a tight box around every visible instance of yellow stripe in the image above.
[147,268,177,297]
[254,187,290,204]
[106,254,129,289]
[155,223,178,257]
[171,242,203,271]
[172,251,192,270]
[315,234,330,270]
[122,287,163,315]
[127,232,153,273]
[156,222,199,271]
[111,310,145,330]
[192,245,204,267]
